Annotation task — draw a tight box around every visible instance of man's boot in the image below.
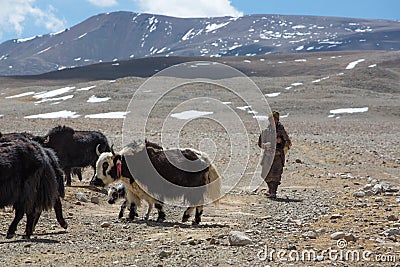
[268,182,278,199]
[266,182,272,196]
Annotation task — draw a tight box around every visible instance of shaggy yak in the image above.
[40,126,111,186]
[0,133,68,231]
[91,140,221,224]
[0,137,66,239]
[107,140,163,220]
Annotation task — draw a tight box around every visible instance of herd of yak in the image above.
[0,126,221,239]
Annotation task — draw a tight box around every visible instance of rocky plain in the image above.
[0,50,399,266]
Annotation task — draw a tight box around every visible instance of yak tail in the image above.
[206,164,222,205]
[55,166,65,199]
[45,149,65,198]
[35,161,59,212]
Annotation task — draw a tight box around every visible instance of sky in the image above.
[0,0,399,44]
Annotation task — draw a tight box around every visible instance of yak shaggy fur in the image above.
[0,138,61,239]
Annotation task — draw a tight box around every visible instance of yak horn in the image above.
[111,144,116,156]
[44,136,50,144]
[96,144,101,156]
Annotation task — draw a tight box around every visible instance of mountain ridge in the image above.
[0,11,399,76]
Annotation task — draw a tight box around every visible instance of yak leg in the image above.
[76,168,83,181]
[54,198,68,229]
[64,167,72,187]
[128,202,138,220]
[72,168,83,181]
[119,200,127,219]
[182,207,195,222]
[24,212,38,239]
[144,201,153,220]
[90,163,97,181]
[32,211,42,232]
[193,206,204,225]
[155,203,166,222]
[6,208,24,239]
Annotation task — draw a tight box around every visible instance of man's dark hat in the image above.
[272,111,280,120]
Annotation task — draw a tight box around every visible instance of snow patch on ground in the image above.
[34,87,75,99]
[330,107,368,114]
[265,92,281,97]
[345,59,365,70]
[77,85,96,91]
[85,112,130,119]
[25,110,80,119]
[171,110,213,120]
[5,92,35,99]
[87,95,111,103]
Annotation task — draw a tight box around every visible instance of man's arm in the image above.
[258,130,271,149]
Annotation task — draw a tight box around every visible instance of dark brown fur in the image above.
[0,138,61,239]
[42,125,111,186]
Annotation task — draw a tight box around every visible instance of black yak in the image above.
[0,133,68,230]
[41,126,111,186]
[91,140,221,224]
[0,138,65,239]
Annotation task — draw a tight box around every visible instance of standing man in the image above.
[258,111,292,198]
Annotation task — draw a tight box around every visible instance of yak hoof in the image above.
[156,217,165,222]
[127,216,137,221]
[6,232,15,239]
[192,220,200,226]
[61,221,68,229]
[66,182,72,187]
[182,215,190,223]
[22,235,31,240]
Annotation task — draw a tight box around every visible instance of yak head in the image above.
[91,145,122,187]
[107,184,126,204]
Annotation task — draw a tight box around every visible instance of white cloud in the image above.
[86,0,118,7]
[0,0,65,39]
[136,0,243,18]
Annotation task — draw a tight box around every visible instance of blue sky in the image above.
[0,0,398,44]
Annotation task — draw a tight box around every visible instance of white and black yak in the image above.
[0,137,66,239]
[107,183,156,220]
[91,140,221,224]
[40,126,111,186]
